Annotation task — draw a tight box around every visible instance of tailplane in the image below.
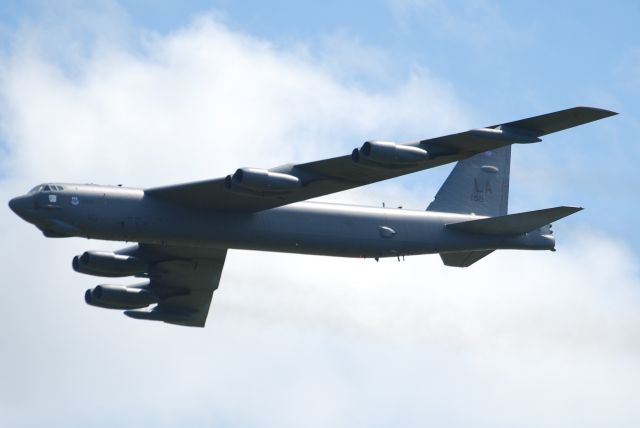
[440,250,494,268]
[446,206,583,236]
[428,146,583,267]
[439,206,583,267]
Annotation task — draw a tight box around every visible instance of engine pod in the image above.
[85,284,159,310]
[352,141,429,166]
[225,168,301,194]
[73,251,148,277]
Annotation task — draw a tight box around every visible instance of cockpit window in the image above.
[29,184,64,193]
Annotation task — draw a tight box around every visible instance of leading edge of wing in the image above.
[144,106,616,213]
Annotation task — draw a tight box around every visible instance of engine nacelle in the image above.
[352,141,429,166]
[72,251,148,277]
[85,284,159,310]
[225,168,301,194]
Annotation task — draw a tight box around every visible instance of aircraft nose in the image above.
[9,197,19,213]
[8,195,30,218]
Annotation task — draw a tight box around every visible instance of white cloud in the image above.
[1,14,468,188]
[1,11,639,428]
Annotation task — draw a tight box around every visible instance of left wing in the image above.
[145,107,616,213]
[118,244,226,327]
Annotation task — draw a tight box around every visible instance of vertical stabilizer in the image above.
[427,146,511,216]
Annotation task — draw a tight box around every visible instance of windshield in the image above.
[29,184,64,193]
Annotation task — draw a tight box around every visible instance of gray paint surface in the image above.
[8,107,617,327]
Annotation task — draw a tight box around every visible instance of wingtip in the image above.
[557,205,584,214]
[575,106,619,118]
[565,205,584,213]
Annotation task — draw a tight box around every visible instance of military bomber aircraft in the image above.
[8,107,616,327]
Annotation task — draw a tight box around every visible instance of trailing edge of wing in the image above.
[446,206,583,236]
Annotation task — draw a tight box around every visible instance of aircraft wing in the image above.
[117,244,227,327]
[145,107,616,213]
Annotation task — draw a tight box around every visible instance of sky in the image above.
[1,1,639,427]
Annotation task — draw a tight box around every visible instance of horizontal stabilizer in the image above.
[447,206,583,236]
[440,250,494,267]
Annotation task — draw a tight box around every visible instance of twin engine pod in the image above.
[225,167,302,195]
[73,251,158,310]
[72,251,148,277]
[352,141,429,167]
[85,284,159,310]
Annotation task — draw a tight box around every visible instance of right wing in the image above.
[145,107,616,213]
[118,244,227,327]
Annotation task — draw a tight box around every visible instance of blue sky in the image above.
[1,0,638,243]
[1,1,639,427]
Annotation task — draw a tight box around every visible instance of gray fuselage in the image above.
[10,184,554,258]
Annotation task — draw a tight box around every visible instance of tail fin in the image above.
[427,145,511,216]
